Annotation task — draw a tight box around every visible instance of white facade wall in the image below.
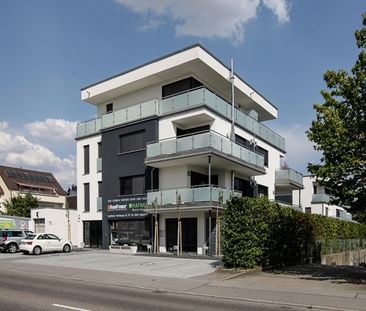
[159,166,189,189]
[96,84,161,117]
[31,208,77,245]
[76,134,102,247]
[157,107,283,199]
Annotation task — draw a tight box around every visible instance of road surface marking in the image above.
[52,304,92,311]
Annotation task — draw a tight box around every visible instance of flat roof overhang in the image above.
[81,44,277,121]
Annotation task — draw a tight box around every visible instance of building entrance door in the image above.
[166,218,197,253]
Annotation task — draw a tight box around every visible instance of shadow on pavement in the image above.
[268,264,366,285]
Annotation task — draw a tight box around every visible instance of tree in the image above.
[307,13,366,222]
[4,193,38,218]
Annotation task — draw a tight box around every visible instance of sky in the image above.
[0,0,365,189]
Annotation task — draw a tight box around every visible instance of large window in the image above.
[120,175,145,195]
[98,181,102,197]
[256,146,268,167]
[177,125,210,137]
[83,145,90,174]
[84,183,90,212]
[162,77,202,98]
[119,131,146,153]
[98,142,102,158]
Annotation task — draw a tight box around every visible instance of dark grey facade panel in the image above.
[101,118,159,249]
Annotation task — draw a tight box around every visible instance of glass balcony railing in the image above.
[312,193,331,204]
[97,197,103,211]
[146,131,265,168]
[275,168,304,188]
[76,87,285,152]
[96,158,102,172]
[147,186,241,207]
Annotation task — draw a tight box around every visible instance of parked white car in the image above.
[20,233,72,255]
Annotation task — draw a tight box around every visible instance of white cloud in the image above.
[262,0,290,23]
[0,120,76,188]
[0,121,8,130]
[24,118,77,142]
[272,122,321,174]
[115,0,290,44]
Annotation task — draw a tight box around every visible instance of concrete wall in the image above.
[31,208,78,246]
[321,249,366,266]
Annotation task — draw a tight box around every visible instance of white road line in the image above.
[52,303,92,311]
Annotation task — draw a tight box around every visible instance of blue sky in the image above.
[0,0,364,187]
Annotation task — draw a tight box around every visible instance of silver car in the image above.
[0,229,34,253]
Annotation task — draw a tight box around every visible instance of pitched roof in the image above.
[0,165,66,196]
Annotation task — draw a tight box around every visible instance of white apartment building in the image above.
[292,176,352,221]
[76,44,304,254]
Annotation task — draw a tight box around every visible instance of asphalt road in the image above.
[0,269,303,311]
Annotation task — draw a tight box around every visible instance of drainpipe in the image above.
[230,59,235,141]
[208,156,212,201]
[150,167,155,190]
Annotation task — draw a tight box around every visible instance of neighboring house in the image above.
[31,189,77,245]
[0,165,66,213]
[292,176,352,221]
[76,44,304,253]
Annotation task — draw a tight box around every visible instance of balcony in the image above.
[97,197,103,211]
[96,158,102,172]
[275,169,304,190]
[76,87,285,152]
[312,193,331,204]
[146,185,241,212]
[145,131,266,176]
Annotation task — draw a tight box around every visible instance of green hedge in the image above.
[221,196,366,269]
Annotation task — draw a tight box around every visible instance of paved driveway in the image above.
[9,250,220,279]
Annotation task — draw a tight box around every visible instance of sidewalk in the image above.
[4,250,366,310]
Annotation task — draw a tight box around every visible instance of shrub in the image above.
[222,197,366,269]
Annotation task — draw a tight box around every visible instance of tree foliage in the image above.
[4,193,38,218]
[307,13,366,221]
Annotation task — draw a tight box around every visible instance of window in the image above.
[305,207,311,214]
[98,142,102,158]
[258,184,268,197]
[12,231,24,238]
[313,185,317,194]
[84,183,90,212]
[45,233,59,240]
[34,219,45,233]
[83,145,90,174]
[98,181,102,197]
[177,125,210,137]
[336,209,341,218]
[120,175,145,195]
[256,146,268,167]
[119,131,146,153]
[106,103,113,114]
[235,135,250,148]
[162,77,203,98]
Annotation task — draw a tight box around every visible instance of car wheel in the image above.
[33,246,42,255]
[63,244,71,253]
[8,243,18,254]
